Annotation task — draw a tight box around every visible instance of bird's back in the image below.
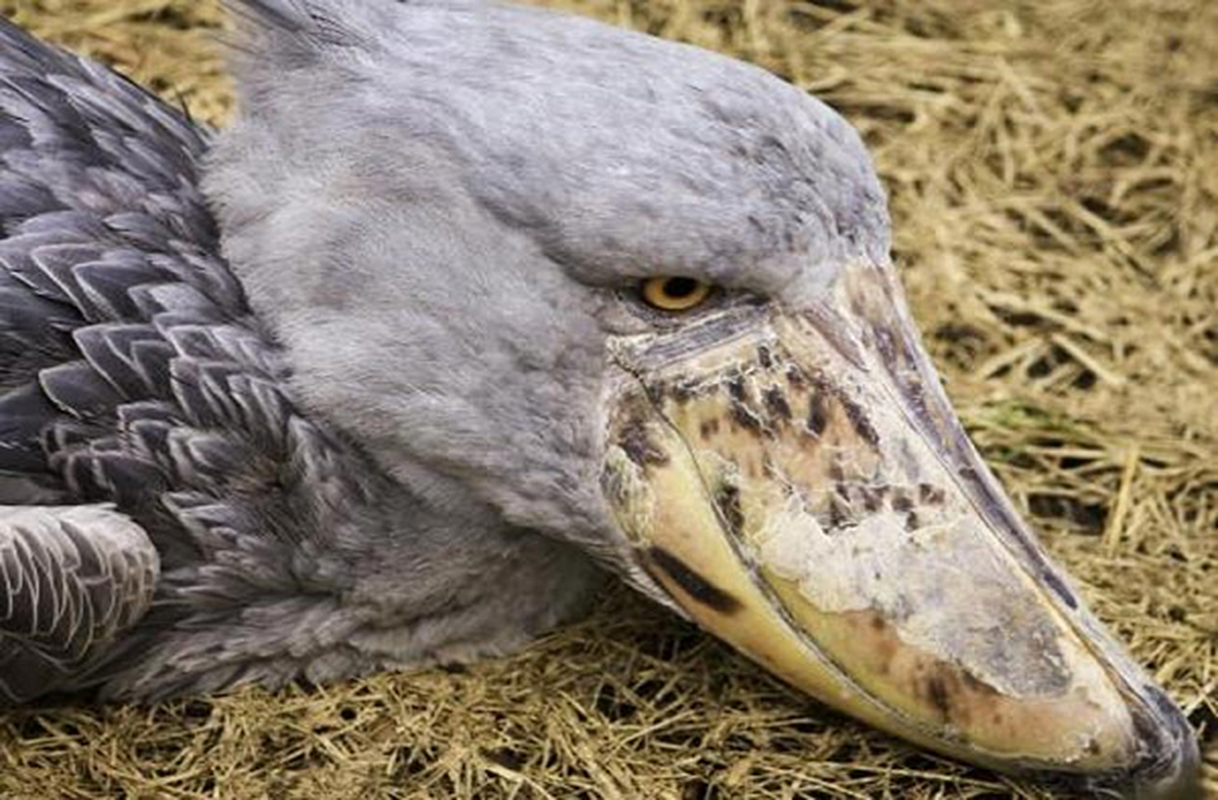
[0,16,240,508]
[0,19,374,702]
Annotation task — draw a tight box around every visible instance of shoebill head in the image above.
[204,2,1200,796]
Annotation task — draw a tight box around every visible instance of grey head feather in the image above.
[207,0,891,557]
[219,0,889,290]
[222,0,374,61]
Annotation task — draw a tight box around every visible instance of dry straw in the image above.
[0,0,1215,797]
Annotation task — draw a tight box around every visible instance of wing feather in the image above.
[0,18,392,699]
[0,505,158,702]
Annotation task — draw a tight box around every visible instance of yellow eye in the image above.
[640,277,713,312]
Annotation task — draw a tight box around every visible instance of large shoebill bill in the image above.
[0,0,1200,796]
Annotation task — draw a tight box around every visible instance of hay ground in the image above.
[0,0,1216,797]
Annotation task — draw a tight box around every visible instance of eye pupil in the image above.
[662,277,699,299]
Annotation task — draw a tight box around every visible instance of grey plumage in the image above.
[0,2,636,702]
[0,505,156,702]
[0,12,373,696]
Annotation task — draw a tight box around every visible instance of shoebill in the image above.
[0,1,1200,797]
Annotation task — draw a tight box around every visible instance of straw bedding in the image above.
[0,1,1215,797]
